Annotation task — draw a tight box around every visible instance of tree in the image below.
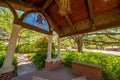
[83,27,120,49]
[71,34,85,52]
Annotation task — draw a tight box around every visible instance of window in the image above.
[23,12,49,31]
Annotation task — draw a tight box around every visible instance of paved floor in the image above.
[16,54,37,76]
[12,65,89,80]
[84,49,120,56]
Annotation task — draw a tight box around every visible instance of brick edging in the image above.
[0,71,13,80]
[72,61,103,80]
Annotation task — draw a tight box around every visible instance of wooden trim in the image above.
[86,0,95,30]
[18,0,34,7]
[60,20,120,37]
[20,10,43,21]
[60,8,120,37]
[42,10,63,35]
[19,10,52,32]
[0,1,36,11]
[19,9,62,35]
[2,1,18,21]
[65,15,76,32]
[15,21,52,35]
[42,0,53,10]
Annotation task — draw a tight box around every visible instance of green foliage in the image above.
[0,7,14,34]
[16,43,38,53]
[16,35,55,53]
[28,53,47,69]
[35,37,55,54]
[35,37,48,53]
[0,52,18,68]
[84,27,120,49]
[0,41,7,50]
[27,52,57,69]
[51,52,57,58]
[12,54,18,69]
[0,52,5,68]
[0,37,18,68]
[0,41,6,67]
[63,51,120,80]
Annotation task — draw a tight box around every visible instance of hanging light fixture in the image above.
[56,0,71,16]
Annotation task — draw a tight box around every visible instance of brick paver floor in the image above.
[12,65,90,80]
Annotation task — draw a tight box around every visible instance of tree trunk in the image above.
[71,34,85,53]
[77,39,83,53]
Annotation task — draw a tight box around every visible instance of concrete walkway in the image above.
[84,49,120,56]
[17,54,37,76]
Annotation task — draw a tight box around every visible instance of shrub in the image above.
[0,41,7,51]
[35,37,55,54]
[30,53,47,69]
[12,54,18,69]
[27,52,58,69]
[16,43,38,53]
[0,39,18,69]
[0,53,18,68]
[63,51,120,80]
[0,53,5,68]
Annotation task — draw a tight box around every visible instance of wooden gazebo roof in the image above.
[0,0,120,37]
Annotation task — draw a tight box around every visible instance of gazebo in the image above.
[0,0,120,80]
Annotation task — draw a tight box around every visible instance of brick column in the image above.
[0,24,21,80]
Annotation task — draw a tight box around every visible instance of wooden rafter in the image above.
[18,0,34,7]
[54,0,75,34]
[60,19,120,37]
[60,8,120,37]
[42,0,53,10]
[41,0,65,35]
[86,0,94,28]
[65,15,76,32]
[55,0,76,34]
[1,0,36,11]
[41,10,64,35]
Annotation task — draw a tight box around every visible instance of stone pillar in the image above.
[47,35,52,60]
[0,24,21,80]
[57,36,61,59]
[45,35,62,70]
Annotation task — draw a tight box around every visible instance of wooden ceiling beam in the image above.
[64,15,76,34]
[18,0,34,7]
[65,15,73,26]
[41,0,64,35]
[86,0,94,28]
[0,1,36,11]
[60,8,120,37]
[42,0,53,11]
[41,9,64,35]
[60,20,120,37]
[54,1,75,34]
